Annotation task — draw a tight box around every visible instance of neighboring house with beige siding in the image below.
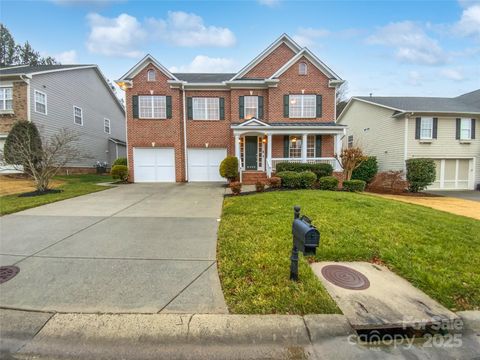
[338,90,480,190]
[0,65,126,172]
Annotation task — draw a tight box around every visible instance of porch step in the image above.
[242,171,268,185]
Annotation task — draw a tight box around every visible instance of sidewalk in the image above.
[2,309,479,359]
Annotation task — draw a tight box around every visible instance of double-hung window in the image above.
[289,136,302,158]
[348,135,354,148]
[193,97,219,120]
[139,95,166,119]
[73,106,83,125]
[289,94,316,118]
[0,87,13,111]
[34,90,47,114]
[104,118,111,134]
[460,118,472,140]
[244,96,258,119]
[420,117,433,140]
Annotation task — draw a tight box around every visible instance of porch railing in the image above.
[271,157,338,172]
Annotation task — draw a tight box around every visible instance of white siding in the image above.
[29,68,125,167]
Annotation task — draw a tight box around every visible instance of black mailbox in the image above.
[292,217,320,256]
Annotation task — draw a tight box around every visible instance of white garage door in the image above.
[187,148,227,182]
[429,158,473,190]
[133,148,175,182]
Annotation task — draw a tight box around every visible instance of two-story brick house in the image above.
[116,34,346,183]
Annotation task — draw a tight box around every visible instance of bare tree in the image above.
[2,125,83,192]
[336,82,349,118]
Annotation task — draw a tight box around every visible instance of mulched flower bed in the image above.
[18,189,63,197]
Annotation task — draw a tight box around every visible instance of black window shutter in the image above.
[132,95,139,118]
[187,97,193,120]
[315,135,322,157]
[239,96,244,119]
[166,96,172,119]
[219,98,225,120]
[472,119,476,139]
[415,117,421,139]
[316,95,323,118]
[283,135,289,157]
[283,95,289,117]
[432,117,438,139]
[258,96,264,119]
[456,118,461,140]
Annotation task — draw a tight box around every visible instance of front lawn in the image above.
[218,190,480,314]
[0,174,113,215]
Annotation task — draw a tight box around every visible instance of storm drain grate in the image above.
[0,266,20,284]
[321,264,370,290]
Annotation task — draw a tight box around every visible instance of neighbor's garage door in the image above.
[133,148,175,182]
[429,158,472,190]
[187,148,227,182]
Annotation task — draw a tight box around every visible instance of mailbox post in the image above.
[290,206,320,281]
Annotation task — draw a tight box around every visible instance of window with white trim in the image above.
[289,135,302,158]
[139,95,166,119]
[307,135,316,158]
[348,135,354,148]
[420,117,433,139]
[73,106,83,125]
[299,62,307,75]
[192,97,219,120]
[104,118,111,134]
[460,118,472,140]
[244,96,258,119]
[34,90,47,114]
[0,87,13,111]
[147,69,156,81]
[289,94,316,118]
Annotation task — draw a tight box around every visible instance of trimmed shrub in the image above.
[352,156,378,183]
[318,176,339,191]
[4,120,43,172]
[368,171,408,193]
[230,181,242,195]
[299,171,316,188]
[277,171,316,189]
[406,158,436,192]
[268,176,281,188]
[220,156,239,181]
[113,157,127,166]
[275,162,333,180]
[255,181,265,192]
[343,179,366,192]
[111,165,128,182]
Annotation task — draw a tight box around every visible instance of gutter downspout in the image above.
[182,83,188,182]
[404,114,410,174]
[20,75,31,121]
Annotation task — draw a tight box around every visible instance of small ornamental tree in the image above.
[406,158,436,192]
[219,156,239,181]
[337,147,368,181]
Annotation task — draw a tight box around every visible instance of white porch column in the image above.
[301,133,308,163]
[267,133,272,177]
[335,133,343,171]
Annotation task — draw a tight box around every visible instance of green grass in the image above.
[218,190,480,315]
[0,174,113,215]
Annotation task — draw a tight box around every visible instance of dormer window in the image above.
[147,69,156,81]
[299,62,307,75]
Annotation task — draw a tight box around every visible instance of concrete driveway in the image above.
[426,190,480,202]
[0,183,228,314]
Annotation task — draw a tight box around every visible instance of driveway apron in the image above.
[0,183,228,314]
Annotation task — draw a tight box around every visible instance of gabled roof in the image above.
[117,54,179,82]
[269,48,342,81]
[173,73,236,83]
[234,118,271,127]
[229,33,302,81]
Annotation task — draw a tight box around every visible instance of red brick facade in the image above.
[124,39,340,182]
[0,81,28,134]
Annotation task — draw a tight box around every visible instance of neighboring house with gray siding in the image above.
[0,65,126,171]
[338,90,480,190]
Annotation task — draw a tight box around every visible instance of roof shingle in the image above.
[0,64,95,75]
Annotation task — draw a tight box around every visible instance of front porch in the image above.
[231,119,345,183]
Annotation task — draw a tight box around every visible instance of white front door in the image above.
[429,158,473,190]
[133,148,176,182]
[187,148,227,182]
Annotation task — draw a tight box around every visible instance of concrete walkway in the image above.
[0,183,228,314]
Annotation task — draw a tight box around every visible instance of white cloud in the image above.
[293,27,330,47]
[147,11,235,47]
[55,50,77,63]
[86,13,146,57]
[407,70,423,86]
[169,55,236,73]
[440,68,466,81]
[454,4,480,38]
[258,0,280,7]
[367,21,446,65]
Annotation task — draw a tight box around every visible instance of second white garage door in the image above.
[133,148,175,182]
[429,158,473,190]
[187,148,227,182]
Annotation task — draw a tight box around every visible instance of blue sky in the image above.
[2,0,480,97]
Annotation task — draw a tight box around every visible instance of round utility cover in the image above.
[0,266,20,284]
[321,265,370,290]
